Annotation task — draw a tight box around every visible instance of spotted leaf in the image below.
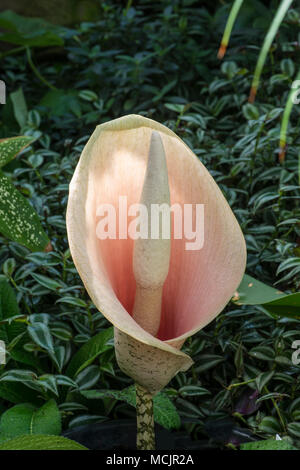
[0,171,50,251]
[0,136,34,168]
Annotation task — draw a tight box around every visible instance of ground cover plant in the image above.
[0,0,299,451]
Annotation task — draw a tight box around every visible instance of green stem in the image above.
[249,0,293,102]
[135,383,155,450]
[264,385,287,432]
[218,0,244,58]
[0,46,26,59]
[26,47,56,91]
[227,378,256,390]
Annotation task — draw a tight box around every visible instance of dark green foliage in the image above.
[0,0,299,450]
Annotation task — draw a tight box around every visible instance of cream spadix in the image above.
[66,114,247,395]
[132,131,171,336]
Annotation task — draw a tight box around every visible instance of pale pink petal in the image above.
[66,115,246,392]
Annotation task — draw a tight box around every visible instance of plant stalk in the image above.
[135,383,155,450]
[26,47,56,91]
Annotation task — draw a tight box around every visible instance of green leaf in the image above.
[75,365,100,390]
[280,59,295,78]
[0,171,50,251]
[0,382,43,406]
[249,345,275,361]
[79,90,98,102]
[0,136,33,168]
[0,403,35,441]
[0,434,87,450]
[178,385,211,397]
[287,422,300,438]
[30,273,63,291]
[194,354,225,373]
[242,103,259,120]
[233,274,300,319]
[38,375,58,396]
[30,400,61,435]
[0,370,38,391]
[40,89,81,117]
[28,322,54,352]
[0,278,24,344]
[259,416,281,434]
[81,385,181,430]
[10,88,28,129]
[241,439,297,450]
[0,400,61,439]
[164,103,185,113]
[66,327,113,377]
[152,79,177,103]
[10,348,43,371]
[255,371,275,392]
[56,296,88,307]
[0,10,64,47]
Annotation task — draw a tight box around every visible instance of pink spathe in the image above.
[66,114,247,393]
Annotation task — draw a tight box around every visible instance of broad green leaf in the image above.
[0,10,64,47]
[0,403,35,439]
[40,89,81,117]
[233,274,300,319]
[0,171,50,251]
[0,434,87,450]
[66,327,113,377]
[0,400,61,439]
[81,385,181,430]
[10,348,43,371]
[27,400,61,436]
[241,439,297,450]
[0,136,33,168]
[0,382,43,406]
[10,88,28,129]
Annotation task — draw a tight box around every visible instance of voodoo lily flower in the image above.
[66,115,246,398]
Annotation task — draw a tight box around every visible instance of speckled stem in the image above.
[135,383,155,450]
